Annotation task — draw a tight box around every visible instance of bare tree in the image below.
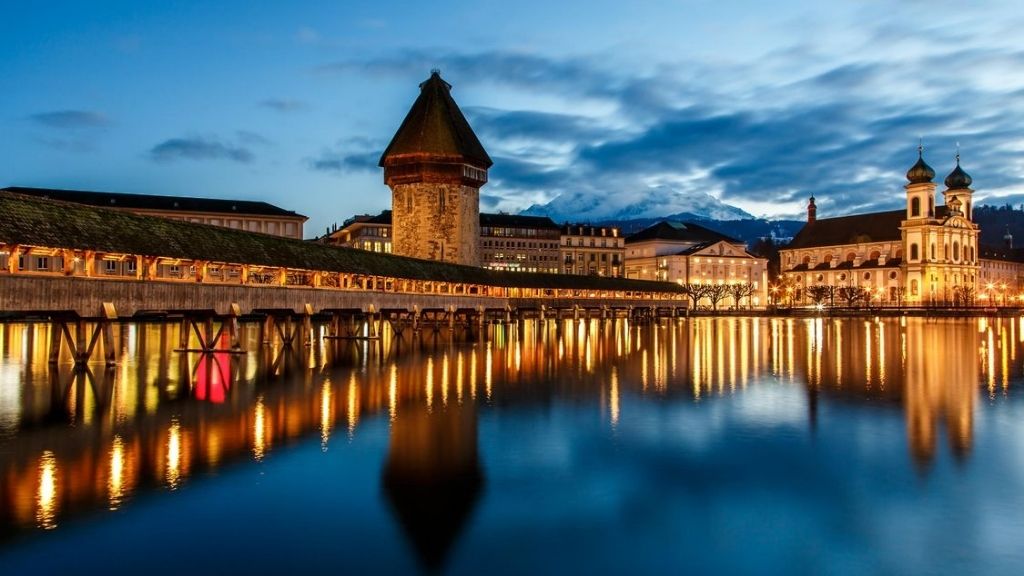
[683,283,710,309]
[728,282,756,309]
[837,286,867,307]
[706,283,731,311]
[953,285,976,308]
[806,285,835,307]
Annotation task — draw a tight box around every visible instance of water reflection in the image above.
[0,316,1021,560]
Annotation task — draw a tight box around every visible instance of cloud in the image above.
[259,98,308,113]
[149,136,254,163]
[318,32,1024,220]
[29,110,110,129]
[307,137,387,174]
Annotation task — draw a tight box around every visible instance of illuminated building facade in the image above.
[560,223,624,277]
[624,220,769,307]
[479,213,560,273]
[780,150,984,305]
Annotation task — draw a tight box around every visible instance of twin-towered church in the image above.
[780,149,995,304]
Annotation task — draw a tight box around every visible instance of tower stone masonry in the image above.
[379,71,492,267]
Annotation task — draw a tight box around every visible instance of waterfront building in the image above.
[324,211,394,253]
[380,71,490,266]
[322,210,562,273]
[479,213,560,273]
[560,223,624,277]
[623,220,769,307]
[1,186,307,239]
[780,150,984,305]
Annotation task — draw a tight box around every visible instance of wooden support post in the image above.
[49,321,63,364]
[179,317,191,349]
[258,313,270,344]
[302,304,313,348]
[203,316,214,350]
[229,303,242,350]
[62,249,75,275]
[6,245,19,274]
[102,303,117,365]
[74,319,88,368]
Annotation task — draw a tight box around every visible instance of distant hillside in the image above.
[974,204,1024,246]
[562,214,801,249]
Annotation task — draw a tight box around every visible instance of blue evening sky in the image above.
[3,0,1024,235]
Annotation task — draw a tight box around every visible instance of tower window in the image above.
[910,243,919,261]
[911,197,921,217]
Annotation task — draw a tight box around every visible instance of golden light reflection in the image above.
[108,435,125,510]
[36,451,58,530]
[388,363,398,422]
[347,372,360,437]
[252,399,266,462]
[320,381,332,450]
[167,419,183,488]
[609,366,620,428]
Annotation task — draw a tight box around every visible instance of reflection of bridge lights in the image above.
[320,381,332,451]
[347,372,359,438]
[109,435,125,510]
[609,367,620,428]
[252,400,266,462]
[36,450,58,530]
[425,356,434,411]
[388,364,398,423]
[167,419,183,488]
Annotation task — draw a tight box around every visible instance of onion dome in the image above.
[906,148,935,184]
[944,156,972,189]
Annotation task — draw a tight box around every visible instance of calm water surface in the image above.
[0,317,1022,575]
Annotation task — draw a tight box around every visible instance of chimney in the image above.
[807,195,817,224]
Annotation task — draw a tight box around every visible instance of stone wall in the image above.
[391,183,480,267]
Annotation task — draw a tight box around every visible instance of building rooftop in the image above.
[1,186,307,220]
[625,221,740,245]
[0,191,682,293]
[378,71,492,169]
[787,207,951,250]
[479,213,559,229]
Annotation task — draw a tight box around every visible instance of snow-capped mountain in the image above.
[521,185,754,223]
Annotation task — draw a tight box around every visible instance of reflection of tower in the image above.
[380,71,491,266]
[904,320,977,469]
[383,402,483,571]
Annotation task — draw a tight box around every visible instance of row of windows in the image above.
[155,214,300,237]
[480,227,560,239]
[562,237,622,248]
[483,253,559,262]
[483,240,558,250]
[908,242,975,262]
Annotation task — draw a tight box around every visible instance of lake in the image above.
[0,317,1022,575]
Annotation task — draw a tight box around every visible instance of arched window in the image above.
[911,197,921,217]
[911,279,919,295]
[945,243,950,260]
[953,241,960,261]
[869,250,881,262]
[846,252,856,262]
[910,243,919,261]
[802,255,811,266]
[931,243,936,260]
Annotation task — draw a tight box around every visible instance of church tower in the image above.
[905,145,936,220]
[379,71,492,266]
[943,153,974,221]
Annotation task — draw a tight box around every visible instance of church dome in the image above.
[906,151,935,184]
[944,158,973,189]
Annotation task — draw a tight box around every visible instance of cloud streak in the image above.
[319,36,1024,220]
[29,110,110,129]
[149,136,254,163]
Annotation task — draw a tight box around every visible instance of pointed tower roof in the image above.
[379,71,492,168]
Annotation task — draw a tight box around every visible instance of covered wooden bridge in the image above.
[0,191,690,364]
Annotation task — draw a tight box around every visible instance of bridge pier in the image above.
[48,304,119,368]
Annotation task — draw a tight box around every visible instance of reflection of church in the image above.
[781,149,993,304]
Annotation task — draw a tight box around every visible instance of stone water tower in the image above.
[379,70,492,266]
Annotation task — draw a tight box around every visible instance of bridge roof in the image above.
[0,191,683,293]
